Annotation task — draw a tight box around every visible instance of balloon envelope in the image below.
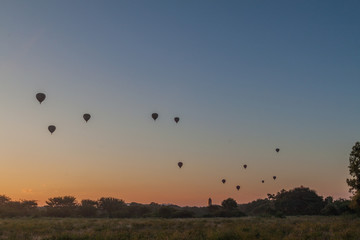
[243,164,247,169]
[48,125,56,134]
[236,185,240,191]
[36,93,46,104]
[276,148,280,153]
[222,179,226,184]
[174,117,180,123]
[83,113,91,122]
[178,162,183,168]
[262,180,265,183]
[152,113,158,121]
[273,176,277,180]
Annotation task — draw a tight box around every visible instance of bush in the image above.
[158,206,176,218]
[321,203,340,215]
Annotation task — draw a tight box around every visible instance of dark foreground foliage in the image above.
[0,216,359,240]
[0,186,356,218]
[238,186,355,217]
[0,195,247,219]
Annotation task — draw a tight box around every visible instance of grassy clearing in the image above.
[0,216,359,240]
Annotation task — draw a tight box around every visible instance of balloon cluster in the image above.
[220,148,279,192]
[37,93,280,194]
[151,112,180,124]
[36,93,91,135]
[151,112,183,169]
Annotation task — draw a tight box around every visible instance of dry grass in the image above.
[0,216,359,240]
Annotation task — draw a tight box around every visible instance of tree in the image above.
[347,142,360,194]
[127,203,151,218]
[272,186,324,215]
[0,195,11,205]
[238,199,274,216]
[45,196,77,217]
[0,197,38,217]
[349,191,360,212]
[98,197,126,217]
[346,142,360,212]
[158,206,175,218]
[46,196,77,208]
[324,196,333,205]
[322,198,354,215]
[221,198,238,210]
[79,199,98,217]
[21,200,37,209]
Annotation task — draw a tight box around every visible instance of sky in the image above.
[0,0,359,206]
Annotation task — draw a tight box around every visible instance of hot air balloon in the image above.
[152,113,158,121]
[236,185,240,191]
[174,117,180,123]
[262,180,265,183]
[276,148,280,153]
[273,176,277,180]
[36,93,46,104]
[178,162,183,168]
[222,179,226,184]
[48,125,56,134]
[83,113,91,122]
[243,164,247,169]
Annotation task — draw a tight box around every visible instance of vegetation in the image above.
[222,198,238,210]
[271,187,325,215]
[45,196,77,217]
[0,216,359,240]
[0,195,37,218]
[239,186,354,217]
[347,142,360,212]
[0,186,356,218]
[347,142,360,194]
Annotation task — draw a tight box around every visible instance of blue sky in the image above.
[0,0,359,205]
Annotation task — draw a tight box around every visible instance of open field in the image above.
[0,216,359,240]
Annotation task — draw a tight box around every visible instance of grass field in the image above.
[0,216,359,240]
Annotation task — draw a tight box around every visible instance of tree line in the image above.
[0,186,355,218]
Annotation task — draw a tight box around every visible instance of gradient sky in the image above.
[0,0,359,206]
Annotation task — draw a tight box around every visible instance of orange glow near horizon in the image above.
[1,146,351,207]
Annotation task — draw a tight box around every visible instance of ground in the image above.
[0,216,359,240]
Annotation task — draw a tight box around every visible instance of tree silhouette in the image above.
[221,198,238,210]
[79,199,98,217]
[45,196,77,217]
[46,196,77,208]
[272,186,324,215]
[347,142,360,194]
[0,195,11,205]
[98,197,125,218]
[346,142,360,211]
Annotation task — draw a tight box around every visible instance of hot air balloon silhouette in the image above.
[83,113,91,122]
[152,113,158,121]
[273,176,277,180]
[243,164,247,169]
[174,117,180,123]
[262,180,265,183]
[178,162,183,168]
[236,185,240,191]
[48,125,56,134]
[36,93,46,104]
[222,179,226,184]
[275,148,280,153]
